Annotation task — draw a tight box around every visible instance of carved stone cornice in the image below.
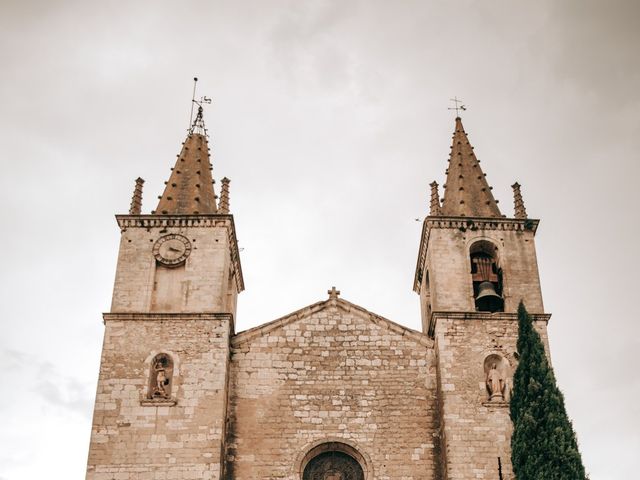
[413,216,539,293]
[115,214,245,293]
[427,311,551,338]
[116,213,235,229]
[103,312,234,322]
[424,216,539,232]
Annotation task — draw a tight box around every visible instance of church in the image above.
[85,102,552,480]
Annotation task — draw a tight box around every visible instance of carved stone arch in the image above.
[483,353,511,402]
[467,236,503,266]
[467,237,505,312]
[294,438,373,480]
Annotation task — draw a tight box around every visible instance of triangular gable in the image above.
[231,297,432,348]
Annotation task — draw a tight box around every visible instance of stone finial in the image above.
[511,182,527,219]
[129,177,144,215]
[327,286,341,300]
[429,181,442,216]
[218,177,231,214]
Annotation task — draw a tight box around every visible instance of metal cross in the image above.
[448,96,467,117]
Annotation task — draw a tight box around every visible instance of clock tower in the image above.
[85,105,243,480]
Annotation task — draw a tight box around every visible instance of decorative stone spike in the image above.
[512,182,527,218]
[218,177,231,214]
[129,177,144,215]
[429,181,442,216]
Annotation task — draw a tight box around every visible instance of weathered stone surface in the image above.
[227,300,439,480]
[86,314,232,480]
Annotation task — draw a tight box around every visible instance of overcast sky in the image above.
[1,1,638,478]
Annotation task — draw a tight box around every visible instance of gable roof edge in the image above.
[231,298,432,348]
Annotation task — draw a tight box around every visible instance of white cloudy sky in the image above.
[0,1,638,478]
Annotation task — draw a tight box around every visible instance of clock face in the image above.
[153,234,191,267]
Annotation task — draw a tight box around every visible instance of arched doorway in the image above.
[301,442,367,480]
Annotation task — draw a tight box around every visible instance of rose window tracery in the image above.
[303,451,364,480]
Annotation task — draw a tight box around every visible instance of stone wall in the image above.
[86,314,232,480]
[433,315,550,480]
[226,299,440,480]
[110,217,239,315]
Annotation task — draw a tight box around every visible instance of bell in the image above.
[475,281,503,312]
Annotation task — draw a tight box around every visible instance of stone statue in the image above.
[486,363,505,401]
[153,360,169,398]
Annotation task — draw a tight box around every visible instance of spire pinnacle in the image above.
[218,177,230,214]
[512,182,528,219]
[440,117,501,217]
[129,177,144,214]
[429,181,442,216]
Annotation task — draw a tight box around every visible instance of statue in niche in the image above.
[148,353,172,399]
[486,362,506,401]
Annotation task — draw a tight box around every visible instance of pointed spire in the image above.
[129,177,144,214]
[155,130,217,215]
[218,177,230,214]
[429,181,442,216]
[440,117,501,217]
[512,182,528,219]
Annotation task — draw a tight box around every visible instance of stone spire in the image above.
[218,177,230,214]
[429,181,442,216]
[155,108,217,215]
[129,177,144,215]
[440,117,501,217]
[512,182,527,219]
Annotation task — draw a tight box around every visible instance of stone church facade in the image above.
[86,106,552,480]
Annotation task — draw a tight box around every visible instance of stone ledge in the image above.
[482,401,509,408]
[140,398,177,407]
[428,311,551,337]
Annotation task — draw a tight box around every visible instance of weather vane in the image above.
[188,77,212,135]
[448,96,467,117]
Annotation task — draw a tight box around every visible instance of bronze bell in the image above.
[475,281,504,312]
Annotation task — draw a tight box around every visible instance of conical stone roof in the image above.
[440,117,501,217]
[155,133,217,215]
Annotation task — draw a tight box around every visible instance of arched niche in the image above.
[147,353,174,400]
[483,354,510,402]
[297,440,372,480]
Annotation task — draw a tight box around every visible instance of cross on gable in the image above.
[327,286,341,299]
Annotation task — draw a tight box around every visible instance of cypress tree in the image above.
[510,302,587,480]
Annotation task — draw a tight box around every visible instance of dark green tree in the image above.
[510,302,587,480]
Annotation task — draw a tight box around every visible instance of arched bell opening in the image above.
[470,241,504,313]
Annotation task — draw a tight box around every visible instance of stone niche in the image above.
[483,353,510,404]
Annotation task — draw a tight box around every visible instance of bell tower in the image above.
[86,100,244,480]
[415,116,550,479]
